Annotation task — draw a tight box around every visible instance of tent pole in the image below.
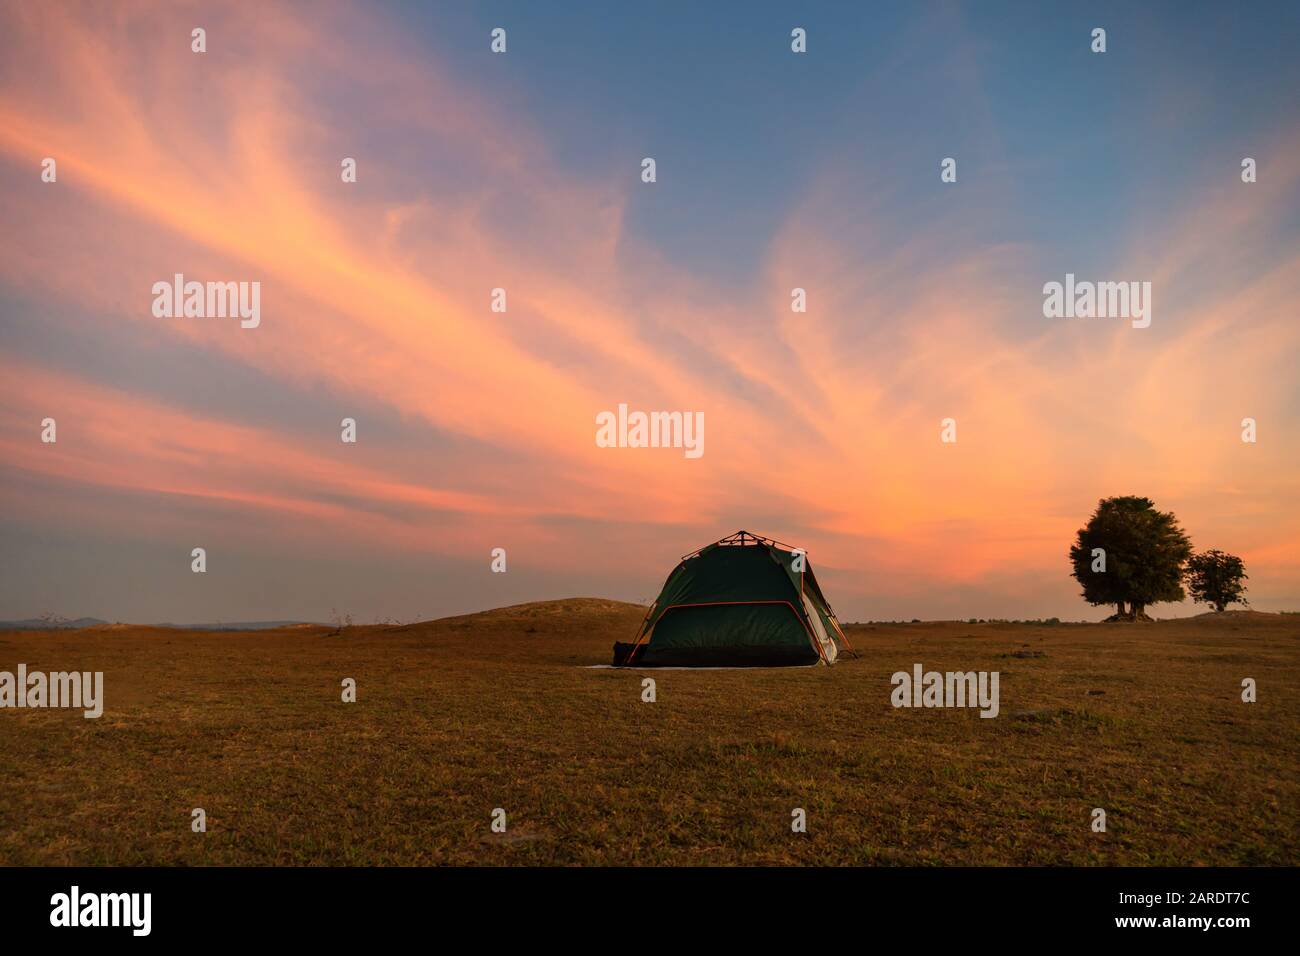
[618,599,658,666]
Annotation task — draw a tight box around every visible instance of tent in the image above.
[614,531,854,667]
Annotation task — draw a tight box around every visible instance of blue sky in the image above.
[1,1,1297,624]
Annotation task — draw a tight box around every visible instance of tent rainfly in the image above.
[614,531,853,667]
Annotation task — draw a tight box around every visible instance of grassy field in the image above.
[0,599,1296,866]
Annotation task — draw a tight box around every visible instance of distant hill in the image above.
[0,617,316,631]
[458,598,646,620]
[156,621,319,631]
[0,617,109,630]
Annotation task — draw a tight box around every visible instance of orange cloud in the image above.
[0,1,1296,618]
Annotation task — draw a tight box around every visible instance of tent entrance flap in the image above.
[801,592,838,663]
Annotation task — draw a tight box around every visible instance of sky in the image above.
[0,0,1297,624]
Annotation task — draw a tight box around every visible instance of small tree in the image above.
[1185,550,1249,612]
[1069,496,1192,620]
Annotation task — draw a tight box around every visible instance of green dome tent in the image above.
[615,531,854,667]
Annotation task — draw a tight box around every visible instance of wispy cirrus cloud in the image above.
[0,1,1296,621]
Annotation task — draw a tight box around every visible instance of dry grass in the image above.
[0,600,1295,865]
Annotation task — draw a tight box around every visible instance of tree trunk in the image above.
[1132,602,1146,619]
[1116,600,1127,619]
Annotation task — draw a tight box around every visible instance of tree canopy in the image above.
[1185,550,1249,612]
[1068,496,1192,620]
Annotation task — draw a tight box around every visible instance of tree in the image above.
[1069,496,1192,620]
[1185,550,1249,612]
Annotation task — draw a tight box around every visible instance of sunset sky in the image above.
[1,1,1297,624]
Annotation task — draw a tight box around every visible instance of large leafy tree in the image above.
[1069,496,1192,620]
[1185,550,1249,612]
